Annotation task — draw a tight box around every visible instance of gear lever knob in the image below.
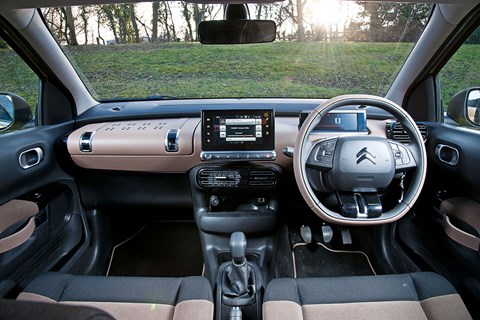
[230,232,247,265]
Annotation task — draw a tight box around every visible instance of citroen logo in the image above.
[356,147,376,165]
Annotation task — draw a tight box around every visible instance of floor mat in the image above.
[107,221,203,277]
[293,243,375,278]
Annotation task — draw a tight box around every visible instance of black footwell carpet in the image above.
[108,221,203,277]
[293,243,375,278]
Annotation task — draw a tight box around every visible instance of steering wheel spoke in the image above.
[336,192,382,219]
[306,138,338,172]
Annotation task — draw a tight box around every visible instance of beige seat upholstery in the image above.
[263,272,473,320]
[18,273,214,320]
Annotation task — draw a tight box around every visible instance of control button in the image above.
[395,151,402,158]
[398,145,410,164]
[395,158,403,166]
[324,156,333,164]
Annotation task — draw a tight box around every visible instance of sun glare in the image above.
[309,0,358,30]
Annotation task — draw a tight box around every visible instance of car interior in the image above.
[0,0,479,319]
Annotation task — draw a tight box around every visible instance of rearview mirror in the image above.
[198,20,276,45]
[0,93,33,132]
[447,88,480,127]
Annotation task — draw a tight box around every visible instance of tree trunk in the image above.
[296,0,305,42]
[167,3,176,41]
[80,6,88,44]
[65,7,78,46]
[152,1,159,42]
[181,2,193,42]
[129,4,140,43]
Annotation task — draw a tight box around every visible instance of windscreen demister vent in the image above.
[248,170,277,186]
[386,122,427,144]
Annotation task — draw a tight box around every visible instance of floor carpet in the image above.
[107,221,203,277]
[293,243,375,278]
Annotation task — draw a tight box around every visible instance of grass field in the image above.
[1,41,478,111]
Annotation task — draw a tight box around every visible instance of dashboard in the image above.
[66,99,390,173]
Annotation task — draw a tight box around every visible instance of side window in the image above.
[439,26,480,127]
[0,35,39,134]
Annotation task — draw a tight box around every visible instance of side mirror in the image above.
[0,93,33,132]
[447,88,480,127]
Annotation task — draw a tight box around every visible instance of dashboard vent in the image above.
[198,169,241,188]
[248,170,277,186]
[386,122,427,144]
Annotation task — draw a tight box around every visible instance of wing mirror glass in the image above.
[466,89,480,125]
[0,93,33,132]
[0,94,14,130]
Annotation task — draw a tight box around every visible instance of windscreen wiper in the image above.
[101,95,178,102]
[146,95,178,100]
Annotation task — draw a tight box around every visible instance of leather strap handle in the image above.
[443,215,480,252]
[0,200,38,253]
[0,218,35,253]
[441,197,480,252]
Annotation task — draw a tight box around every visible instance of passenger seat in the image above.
[263,272,473,320]
[17,273,214,320]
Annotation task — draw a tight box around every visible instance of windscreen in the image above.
[41,2,432,101]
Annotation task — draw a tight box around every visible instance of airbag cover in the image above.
[327,136,394,192]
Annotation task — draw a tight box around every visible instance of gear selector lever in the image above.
[227,232,250,297]
[230,232,247,265]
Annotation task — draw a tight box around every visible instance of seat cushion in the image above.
[263,272,472,320]
[0,299,115,320]
[18,273,213,320]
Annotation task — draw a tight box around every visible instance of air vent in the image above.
[386,122,427,144]
[248,170,277,186]
[198,169,241,188]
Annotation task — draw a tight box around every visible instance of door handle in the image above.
[435,144,459,166]
[19,147,43,169]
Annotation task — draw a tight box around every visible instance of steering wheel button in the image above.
[395,158,403,166]
[395,151,402,158]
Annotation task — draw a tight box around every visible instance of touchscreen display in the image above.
[202,110,274,151]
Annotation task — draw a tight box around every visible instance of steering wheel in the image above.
[294,95,427,225]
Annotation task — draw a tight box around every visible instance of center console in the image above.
[190,109,281,320]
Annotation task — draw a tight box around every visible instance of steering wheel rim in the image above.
[293,94,427,225]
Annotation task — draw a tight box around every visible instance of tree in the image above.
[181,2,194,42]
[79,6,91,44]
[64,7,78,46]
[283,0,306,41]
[152,1,159,42]
[354,2,431,42]
[101,5,120,43]
[129,4,140,43]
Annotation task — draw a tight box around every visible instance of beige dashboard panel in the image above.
[68,118,194,155]
[68,118,200,172]
[67,117,386,173]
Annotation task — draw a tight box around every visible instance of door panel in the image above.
[0,122,89,289]
[399,122,480,317]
